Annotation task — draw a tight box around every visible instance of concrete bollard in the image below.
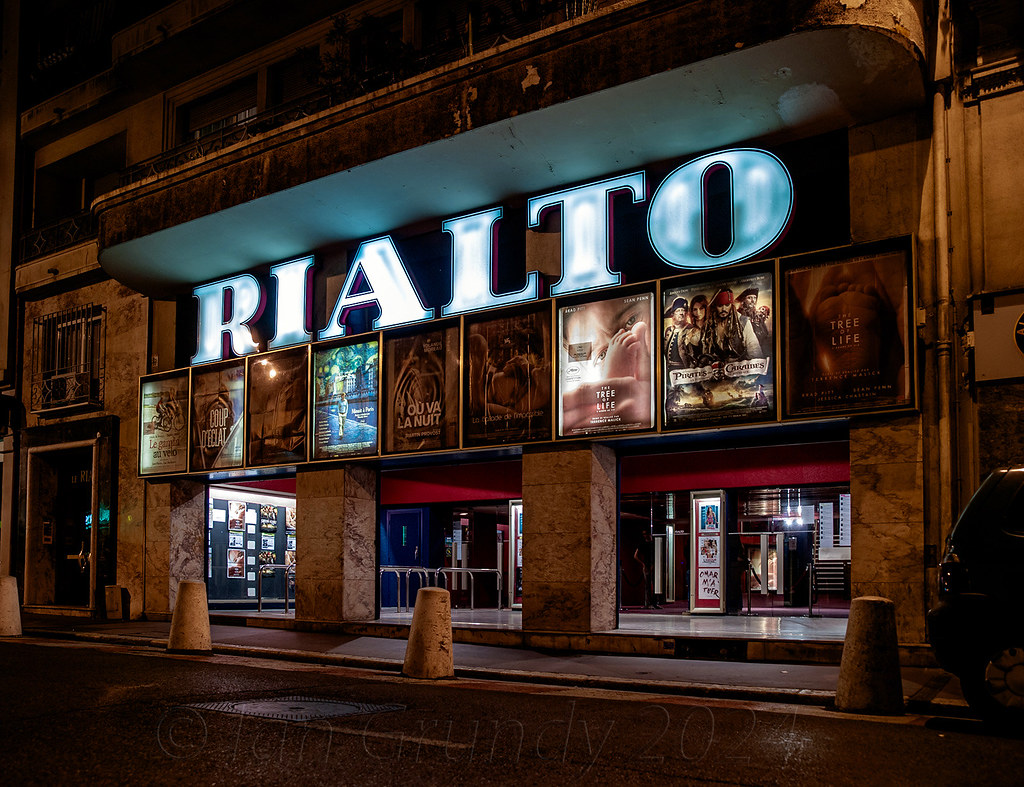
[835,595,904,714]
[0,576,22,637]
[167,580,212,653]
[403,587,454,679]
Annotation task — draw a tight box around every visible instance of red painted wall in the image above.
[381,460,522,504]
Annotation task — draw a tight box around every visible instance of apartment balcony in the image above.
[94,0,929,296]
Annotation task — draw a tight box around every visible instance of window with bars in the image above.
[31,304,105,413]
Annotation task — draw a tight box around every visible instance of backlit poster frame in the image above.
[782,238,915,418]
[246,346,309,467]
[189,360,246,471]
[661,267,776,430]
[557,290,656,438]
[690,489,725,613]
[311,337,380,459]
[139,370,190,475]
[383,323,460,453]
[464,305,553,447]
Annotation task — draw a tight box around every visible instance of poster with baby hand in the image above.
[557,292,655,437]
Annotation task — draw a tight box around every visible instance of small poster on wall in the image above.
[227,501,246,532]
[558,292,655,437]
[784,242,913,417]
[139,372,189,475]
[697,568,721,601]
[227,548,244,579]
[228,533,243,549]
[698,503,720,532]
[312,340,379,458]
[698,536,720,567]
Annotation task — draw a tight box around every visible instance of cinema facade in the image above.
[11,0,1015,656]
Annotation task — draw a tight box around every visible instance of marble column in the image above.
[295,464,377,622]
[521,443,617,632]
[144,479,205,616]
[849,414,927,643]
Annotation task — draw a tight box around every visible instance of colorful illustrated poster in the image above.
[190,361,245,470]
[784,249,911,416]
[247,348,308,466]
[663,272,774,428]
[691,491,724,612]
[259,504,278,533]
[312,340,379,458]
[558,292,655,437]
[139,373,189,475]
[384,326,459,453]
[465,308,552,446]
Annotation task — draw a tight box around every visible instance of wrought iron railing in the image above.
[20,210,97,262]
[31,303,105,414]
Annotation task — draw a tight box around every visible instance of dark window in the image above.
[179,77,258,142]
[31,304,105,413]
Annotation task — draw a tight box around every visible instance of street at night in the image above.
[2,638,1022,785]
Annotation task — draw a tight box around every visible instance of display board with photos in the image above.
[384,325,459,453]
[189,360,246,471]
[662,269,775,429]
[139,371,190,475]
[782,239,914,418]
[207,494,296,602]
[311,339,379,459]
[557,291,656,437]
[690,489,725,613]
[246,347,309,467]
[464,306,552,446]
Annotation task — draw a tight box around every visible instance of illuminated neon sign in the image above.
[192,148,793,365]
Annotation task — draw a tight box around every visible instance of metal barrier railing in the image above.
[379,566,438,613]
[257,563,296,613]
[435,567,503,610]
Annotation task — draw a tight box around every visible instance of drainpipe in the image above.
[932,2,955,554]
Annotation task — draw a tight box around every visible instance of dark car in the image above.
[927,467,1024,724]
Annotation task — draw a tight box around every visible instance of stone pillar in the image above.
[295,464,376,622]
[521,443,617,633]
[145,479,205,617]
[849,414,926,643]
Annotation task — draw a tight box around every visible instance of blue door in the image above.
[380,508,427,608]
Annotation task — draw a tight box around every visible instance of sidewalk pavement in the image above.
[11,613,969,715]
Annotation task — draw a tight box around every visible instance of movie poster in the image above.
[247,348,308,466]
[785,249,911,416]
[465,308,552,446]
[139,372,189,475]
[227,548,244,579]
[558,292,655,437]
[312,340,379,459]
[662,272,774,428]
[190,362,245,470]
[384,326,459,453]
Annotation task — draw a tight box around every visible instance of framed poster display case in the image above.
[782,237,915,418]
[246,346,309,467]
[139,370,190,476]
[311,337,380,460]
[189,359,246,472]
[463,305,553,447]
[690,489,725,613]
[661,265,776,430]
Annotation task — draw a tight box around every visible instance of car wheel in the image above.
[962,643,1024,727]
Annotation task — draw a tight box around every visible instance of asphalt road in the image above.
[1,638,1022,785]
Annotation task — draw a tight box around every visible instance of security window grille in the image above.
[31,304,105,413]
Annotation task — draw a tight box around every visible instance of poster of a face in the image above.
[190,362,245,470]
[699,503,719,532]
[558,292,655,437]
[785,249,911,416]
[384,327,459,453]
[465,308,552,446]
[285,507,296,533]
[140,373,189,474]
[247,348,308,466]
[312,340,379,458]
[663,272,774,428]
[228,501,246,532]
